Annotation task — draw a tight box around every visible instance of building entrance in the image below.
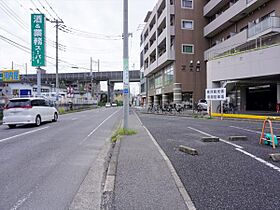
[246,85,277,111]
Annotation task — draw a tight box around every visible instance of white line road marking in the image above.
[235,148,280,173]
[10,191,33,210]
[0,127,49,143]
[71,118,78,121]
[188,127,243,149]
[230,126,262,134]
[188,127,280,174]
[80,110,120,144]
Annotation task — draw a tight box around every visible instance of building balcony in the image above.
[207,44,280,83]
[204,0,246,38]
[248,16,280,41]
[204,0,228,17]
[158,28,167,44]
[204,29,248,61]
[158,7,166,25]
[204,0,271,38]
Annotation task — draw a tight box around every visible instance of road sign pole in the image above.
[37,67,41,96]
[123,0,129,129]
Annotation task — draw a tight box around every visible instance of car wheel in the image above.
[35,115,41,126]
[8,124,16,129]
[52,113,58,122]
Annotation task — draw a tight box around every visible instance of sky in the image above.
[0,0,158,92]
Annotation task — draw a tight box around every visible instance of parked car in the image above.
[111,102,117,107]
[3,97,58,128]
[197,99,208,111]
[105,102,111,108]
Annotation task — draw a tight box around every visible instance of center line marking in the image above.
[0,126,49,143]
[188,127,243,149]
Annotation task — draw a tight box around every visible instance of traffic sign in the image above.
[205,88,226,101]
[123,88,129,94]
[31,14,45,67]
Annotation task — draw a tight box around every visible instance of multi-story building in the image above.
[204,0,280,112]
[140,0,208,107]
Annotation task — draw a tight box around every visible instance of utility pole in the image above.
[25,63,27,76]
[90,57,93,98]
[49,19,63,101]
[123,0,129,129]
[97,59,100,72]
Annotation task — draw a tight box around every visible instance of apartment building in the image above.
[140,0,208,107]
[204,0,280,112]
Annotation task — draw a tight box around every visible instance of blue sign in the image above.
[0,71,2,81]
[2,70,20,82]
[123,89,129,94]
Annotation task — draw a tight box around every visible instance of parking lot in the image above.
[139,113,280,210]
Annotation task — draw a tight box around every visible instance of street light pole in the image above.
[123,0,129,129]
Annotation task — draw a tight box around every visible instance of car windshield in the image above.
[7,99,31,108]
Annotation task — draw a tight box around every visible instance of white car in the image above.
[197,99,208,111]
[105,102,111,108]
[3,97,58,128]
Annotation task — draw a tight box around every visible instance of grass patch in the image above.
[58,107,66,114]
[111,128,137,142]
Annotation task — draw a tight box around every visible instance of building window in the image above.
[155,72,163,88]
[148,77,155,90]
[181,0,193,9]
[164,65,174,86]
[181,20,193,30]
[182,44,194,54]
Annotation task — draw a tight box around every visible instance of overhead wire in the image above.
[0,1,28,31]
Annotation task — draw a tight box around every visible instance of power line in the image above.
[0,1,28,31]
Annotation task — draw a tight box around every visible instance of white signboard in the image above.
[205,88,226,101]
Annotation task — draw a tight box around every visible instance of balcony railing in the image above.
[248,16,280,38]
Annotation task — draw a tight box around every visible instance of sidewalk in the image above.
[113,111,190,210]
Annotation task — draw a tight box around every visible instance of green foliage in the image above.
[58,107,66,114]
[117,100,123,106]
[111,128,137,142]
[98,101,106,107]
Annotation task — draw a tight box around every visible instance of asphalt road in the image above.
[0,107,121,210]
[139,113,280,210]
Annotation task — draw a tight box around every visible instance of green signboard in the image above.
[31,14,45,67]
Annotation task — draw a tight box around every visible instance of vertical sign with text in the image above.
[31,14,45,67]
[123,58,129,94]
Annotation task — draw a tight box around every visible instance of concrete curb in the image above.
[69,138,112,210]
[137,110,280,123]
[134,112,196,210]
[228,136,248,141]
[269,153,280,162]
[179,145,198,155]
[212,113,280,121]
[103,139,121,192]
[201,137,220,142]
